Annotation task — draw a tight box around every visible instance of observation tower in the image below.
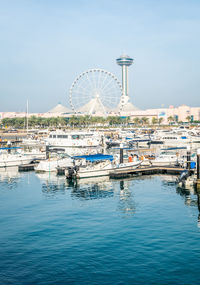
[116,54,133,97]
[116,54,138,113]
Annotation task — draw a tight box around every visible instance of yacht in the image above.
[153,129,200,146]
[45,130,102,148]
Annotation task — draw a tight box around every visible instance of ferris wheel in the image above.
[69,69,122,115]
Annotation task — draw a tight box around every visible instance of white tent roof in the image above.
[115,96,139,113]
[78,97,109,115]
[119,102,139,112]
[48,104,71,113]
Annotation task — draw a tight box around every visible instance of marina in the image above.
[1,1,200,283]
[1,127,200,181]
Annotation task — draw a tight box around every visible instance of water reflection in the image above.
[159,174,200,227]
[35,172,68,196]
[36,172,137,216]
[1,166,198,222]
[117,180,137,216]
[176,186,197,206]
[160,175,178,186]
[70,176,114,200]
[0,167,22,189]
[160,174,198,207]
[175,183,200,227]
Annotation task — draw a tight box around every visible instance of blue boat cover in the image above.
[73,153,114,162]
[0,147,21,150]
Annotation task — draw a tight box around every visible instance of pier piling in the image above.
[7,141,11,154]
[196,149,200,191]
[186,145,191,171]
[46,143,50,160]
[120,143,123,164]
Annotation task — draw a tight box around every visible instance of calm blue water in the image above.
[0,169,200,284]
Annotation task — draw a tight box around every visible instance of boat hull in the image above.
[0,157,33,168]
[76,161,142,179]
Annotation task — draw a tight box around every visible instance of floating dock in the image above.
[109,166,193,179]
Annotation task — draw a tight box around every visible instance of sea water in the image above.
[0,169,200,284]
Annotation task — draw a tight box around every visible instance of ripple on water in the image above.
[0,173,200,284]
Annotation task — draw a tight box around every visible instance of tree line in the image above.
[1,115,196,129]
[1,116,129,128]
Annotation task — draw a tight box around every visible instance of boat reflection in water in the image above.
[36,172,114,200]
[35,172,68,196]
[175,182,200,227]
[0,167,22,189]
[70,176,114,200]
[117,180,137,216]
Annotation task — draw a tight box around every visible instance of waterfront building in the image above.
[1,104,199,124]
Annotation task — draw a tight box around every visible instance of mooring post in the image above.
[7,141,11,154]
[120,143,123,164]
[46,143,50,160]
[196,149,200,191]
[186,145,191,171]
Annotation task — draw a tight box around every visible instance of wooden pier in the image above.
[109,166,193,179]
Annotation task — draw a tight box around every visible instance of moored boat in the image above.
[65,154,142,179]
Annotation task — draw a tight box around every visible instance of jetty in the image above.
[109,165,193,179]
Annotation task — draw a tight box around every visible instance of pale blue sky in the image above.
[0,0,200,112]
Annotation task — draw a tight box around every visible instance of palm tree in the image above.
[133,117,140,125]
[167,116,174,124]
[152,117,158,125]
[58,117,67,127]
[186,115,191,123]
[69,116,79,128]
[141,117,149,125]
[158,117,164,125]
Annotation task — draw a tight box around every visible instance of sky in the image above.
[0,0,200,113]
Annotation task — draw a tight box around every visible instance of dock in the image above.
[109,166,193,179]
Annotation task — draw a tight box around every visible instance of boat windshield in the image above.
[160,151,177,156]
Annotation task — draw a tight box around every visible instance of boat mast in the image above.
[26,99,28,135]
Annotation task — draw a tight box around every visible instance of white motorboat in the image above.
[149,151,184,166]
[75,160,113,178]
[0,153,34,168]
[65,154,142,179]
[153,129,200,146]
[35,154,73,172]
[19,148,46,160]
[45,130,102,148]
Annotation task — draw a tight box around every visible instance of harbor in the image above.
[1,126,200,186]
[1,0,200,283]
